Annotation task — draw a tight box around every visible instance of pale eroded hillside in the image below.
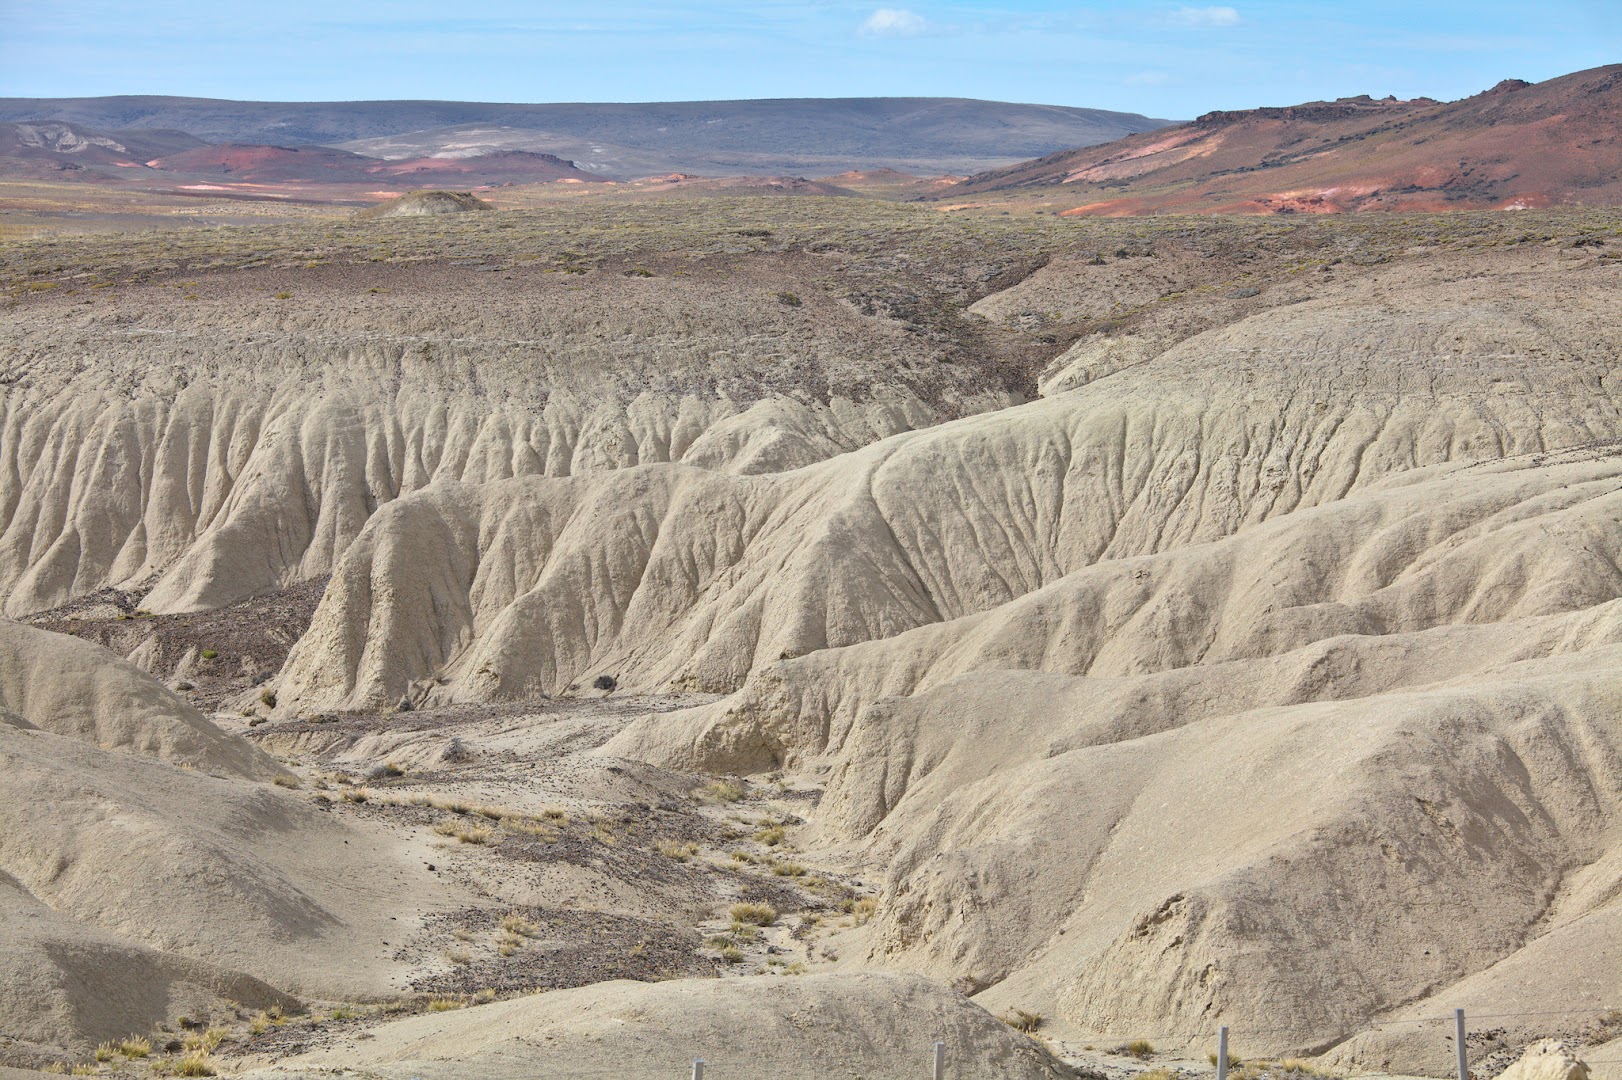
[4,203,1622,1076]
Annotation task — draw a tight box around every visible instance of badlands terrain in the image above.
[4,194,1622,1078]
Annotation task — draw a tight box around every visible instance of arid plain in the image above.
[4,189,1622,1080]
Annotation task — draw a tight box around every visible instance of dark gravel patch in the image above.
[406,906,714,995]
[26,579,328,709]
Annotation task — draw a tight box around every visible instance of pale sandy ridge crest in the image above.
[238,972,1075,1080]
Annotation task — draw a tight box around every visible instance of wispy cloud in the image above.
[860,8,928,37]
[1166,6,1242,28]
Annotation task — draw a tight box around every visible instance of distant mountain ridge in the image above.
[0,121,206,172]
[949,65,1622,214]
[0,121,605,190]
[0,95,1174,178]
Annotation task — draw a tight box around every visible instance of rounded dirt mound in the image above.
[357,190,494,218]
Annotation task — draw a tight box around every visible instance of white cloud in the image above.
[860,8,928,37]
[1167,6,1241,28]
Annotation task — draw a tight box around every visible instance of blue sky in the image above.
[0,1,1616,117]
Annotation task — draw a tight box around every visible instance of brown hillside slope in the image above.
[952,65,1622,214]
[0,122,205,179]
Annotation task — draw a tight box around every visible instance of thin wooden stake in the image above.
[692,1058,705,1080]
[933,1039,946,1080]
[1218,1026,1230,1080]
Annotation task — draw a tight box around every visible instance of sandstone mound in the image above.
[590,450,1622,1062]
[1497,1042,1594,1080]
[0,657,465,1061]
[242,972,1075,1080]
[0,723,447,1003]
[356,190,494,218]
[0,620,280,777]
[0,869,293,1065]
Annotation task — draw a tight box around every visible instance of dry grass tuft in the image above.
[432,820,493,844]
[657,838,700,861]
[729,901,778,926]
[838,896,879,924]
[1003,1008,1044,1033]
[175,1051,216,1076]
[499,911,540,937]
[504,817,558,839]
[698,780,745,803]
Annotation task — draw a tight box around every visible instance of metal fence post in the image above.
[933,1039,945,1080]
[692,1058,705,1080]
[1218,1026,1230,1080]
[1455,1009,1468,1080]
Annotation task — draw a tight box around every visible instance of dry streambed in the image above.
[153,693,886,1071]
